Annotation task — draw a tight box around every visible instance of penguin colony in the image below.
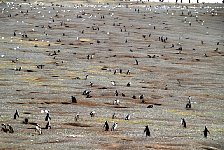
[0,0,223,149]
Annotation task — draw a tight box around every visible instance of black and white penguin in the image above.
[127,82,131,87]
[181,118,186,128]
[111,122,118,131]
[75,113,80,121]
[203,126,210,138]
[125,114,131,120]
[1,123,8,133]
[45,110,51,121]
[103,121,109,131]
[111,81,116,86]
[14,109,19,119]
[144,125,150,137]
[186,96,192,109]
[90,111,96,117]
[113,99,120,105]
[7,124,14,133]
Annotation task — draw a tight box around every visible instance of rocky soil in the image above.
[0,0,223,149]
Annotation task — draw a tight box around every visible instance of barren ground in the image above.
[0,0,224,149]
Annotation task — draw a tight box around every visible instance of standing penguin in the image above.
[115,90,119,96]
[90,111,96,117]
[23,118,29,124]
[103,121,109,131]
[203,126,210,138]
[144,125,150,137]
[7,124,14,133]
[45,110,51,121]
[186,96,192,109]
[125,114,131,120]
[111,122,118,131]
[75,113,80,121]
[135,59,139,65]
[112,113,116,119]
[181,118,186,128]
[140,94,145,103]
[71,96,77,103]
[14,109,19,119]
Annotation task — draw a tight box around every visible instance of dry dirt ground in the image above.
[0,0,224,149]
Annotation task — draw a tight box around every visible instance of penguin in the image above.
[140,95,144,100]
[188,96,192,103]
[127,82,131,87]
[115,90,119,96]
[85,75,88,80]
[186,96,192,109]
[71,96,77,103]
[135,59,139,65]
[7,124,14,133]
[144,125,150,137]
[23,118,29,124]
[203,126,210,138]
[1,123,8,133]
[83,90,91,95]
[90,111,96,117]
[125,114,131,120]
[75,113,80,121]
[140,95,145,103]
[113,99,120,105]
[111,122,118,131]
[147,105,153,108]
[90,82,93,87]
[119,69,122,74]
[37,65,44,69]
[111,81,116,86]
[177,47,182,54]
[14,109,19,119]
[112,113,116,119]
[103,121,109,131]
[186,101,191,109]
[45,111,51,121]
[181,118,186,128]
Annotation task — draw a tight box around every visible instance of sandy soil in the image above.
[0,0,224,149]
